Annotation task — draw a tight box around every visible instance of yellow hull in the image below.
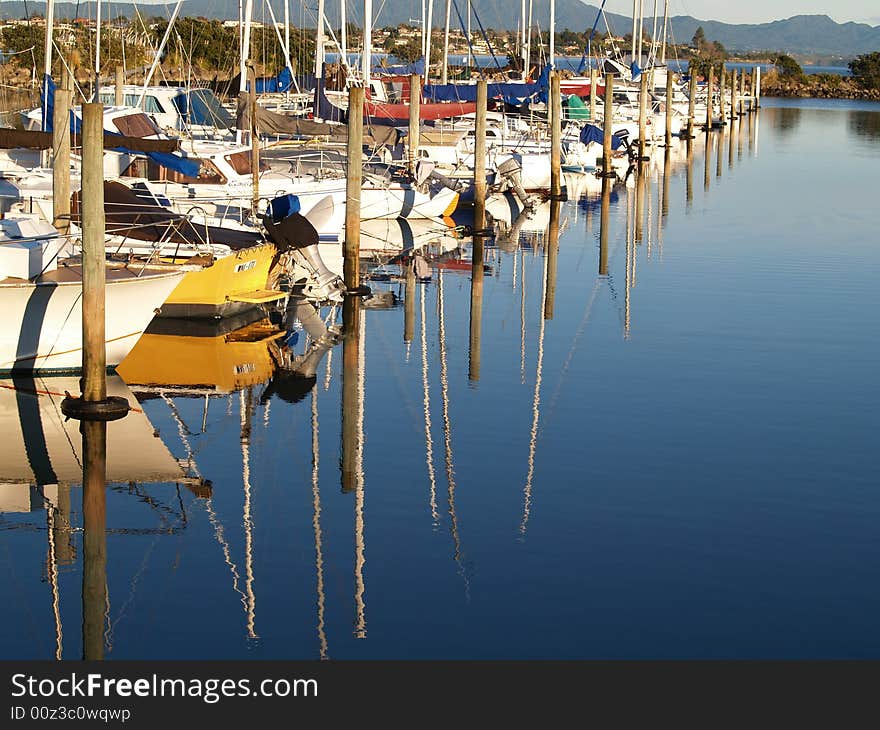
[159,243,286,318]
[117,316,285,394]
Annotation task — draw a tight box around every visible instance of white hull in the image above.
[0,271,186,373]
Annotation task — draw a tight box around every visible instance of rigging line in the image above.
[104,529,163,653]
[437,270,470,599]
[310,389,329,659]
[420,283,440,528]
[519,250,548,538]
[204,496,249,616]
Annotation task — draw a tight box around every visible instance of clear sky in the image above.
[603,1,880,26]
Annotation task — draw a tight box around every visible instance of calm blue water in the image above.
[1,98,879,659]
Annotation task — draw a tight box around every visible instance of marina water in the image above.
[1,97,878,659]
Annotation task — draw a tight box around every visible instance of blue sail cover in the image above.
[253,67,294,93]
[423,81,542,105]
[630,61,642,80]
[579,123,627,150]
[40,75,199,177]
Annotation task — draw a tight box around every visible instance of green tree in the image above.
[774,53,803,79]
[692,26,706,49]
[849,51,880,89]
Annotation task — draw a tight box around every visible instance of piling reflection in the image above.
[468,233,484,381]
[544,201,560,320]
[80,419,107,661]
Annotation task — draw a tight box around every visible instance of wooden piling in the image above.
[719,66,726,126]
[706,66,714,130]
[589,66,597,122]
[602,72,615,176]
[52,82,71,234]
[754,66,761,109]
[687,73,696,138]
[638,71,648,159]
[408,73,420,173]
[81,419,107,660]
[550,71,562,199]
[345,84,364,291]
[665,69,673,147]
[81,103,106,403]
[474,79,488,229]
[114,65,124,106]
[730,69,737,119]
[739,68,746,115]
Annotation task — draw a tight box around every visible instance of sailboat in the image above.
[0,214,186,373]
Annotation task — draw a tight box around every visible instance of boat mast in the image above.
[549,0,555,68]
[525,0,532,77]
[441,0,451,85]
[362,0,372,89]
[660,0,669,64]
[650,0,659,67]
[94,0,101,99]
[139,0,183,107]
[315,0,325,76]
[42,0,55,131]
[630,0,637,62]
[341,0,348,64]
[284,0,290,79]
[425,0,434,81]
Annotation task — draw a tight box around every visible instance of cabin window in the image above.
[224,151,270,175]
[112,113,163,137]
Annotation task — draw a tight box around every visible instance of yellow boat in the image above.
[156,242,287,319]
[117,311,286,394]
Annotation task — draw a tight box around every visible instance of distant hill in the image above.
[2,2,879,57]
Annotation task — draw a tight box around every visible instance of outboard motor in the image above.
[262,194,345,303]
[496,157,537,210]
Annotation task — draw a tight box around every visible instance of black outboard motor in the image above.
[262,194,346,303]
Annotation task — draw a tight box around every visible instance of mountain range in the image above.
[2,2,879,58]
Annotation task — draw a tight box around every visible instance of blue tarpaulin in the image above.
[423,81,542,105]
[253,67,294,93]
[40,74,200,177]
[579,123,627,150]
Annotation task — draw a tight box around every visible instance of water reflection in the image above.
[848,109,880,143]
[0,376,189,659]
[11,103,864,659]
[770,105,802,134]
